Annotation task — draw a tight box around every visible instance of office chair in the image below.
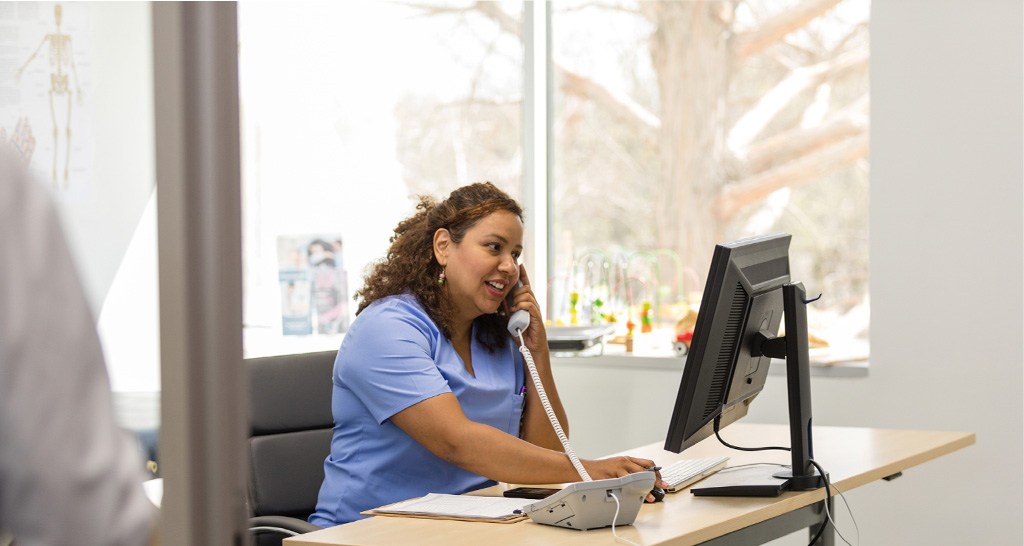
[247,350,336,546]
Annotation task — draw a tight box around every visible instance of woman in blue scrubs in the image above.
[310,183,666,527]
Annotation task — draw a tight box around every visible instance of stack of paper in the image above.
[364,493,532,523]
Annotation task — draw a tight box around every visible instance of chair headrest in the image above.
[247,350,335,435]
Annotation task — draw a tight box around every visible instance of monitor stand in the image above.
[691,282,827,497]
[691,465,789,497]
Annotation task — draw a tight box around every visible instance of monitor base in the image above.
[773,468,827,491]
[691,465,790,497]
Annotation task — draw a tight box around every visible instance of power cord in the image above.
[714,424,857,546]
[608,492,642,546]
[831,479,861,546]
[713,463,858,546]
[714,424,788,452]
[805,458,834,546]
[807,460,858,546]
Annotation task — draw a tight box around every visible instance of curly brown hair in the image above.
[355,182,524,351]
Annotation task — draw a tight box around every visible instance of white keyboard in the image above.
[661,456,730,493]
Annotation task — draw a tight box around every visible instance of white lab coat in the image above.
[0,146,154,545]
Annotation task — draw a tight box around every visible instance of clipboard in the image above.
[362,493,530,523]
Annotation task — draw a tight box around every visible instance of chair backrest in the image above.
[247,350,336,520]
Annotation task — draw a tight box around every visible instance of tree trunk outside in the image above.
[647,1,733,289]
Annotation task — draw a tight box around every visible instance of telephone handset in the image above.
[506,281,531,336]
[506,278,654,530]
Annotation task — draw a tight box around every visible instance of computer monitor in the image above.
[664,233,825,496]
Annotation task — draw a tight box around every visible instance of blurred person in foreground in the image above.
[0,145,156,545]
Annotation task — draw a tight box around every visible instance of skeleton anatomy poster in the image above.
[1,2,94,198]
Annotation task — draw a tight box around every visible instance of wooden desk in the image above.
[286,423,974,546]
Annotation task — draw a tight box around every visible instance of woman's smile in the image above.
[484,279,508,298]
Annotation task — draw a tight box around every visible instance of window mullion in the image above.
[522,0,551,316]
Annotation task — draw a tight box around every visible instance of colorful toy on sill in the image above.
[625,319,636,353]
[673,331,693,356]
[673,307,699,357]
[640,301,653,333]
[569,291,579,325]
[591,297,604,324]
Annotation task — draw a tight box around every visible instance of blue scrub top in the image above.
[309,294,526,527]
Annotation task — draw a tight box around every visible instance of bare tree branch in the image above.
[471,0,521,36]
[466,1,659,145]
[727,45,868,154]
[398,1,475,18]
[743,95,867,176]
[714,133,868,222]
[557,67,660,142]
[558,1,642,17]
[833,21,870,53]
[731,0,844,60]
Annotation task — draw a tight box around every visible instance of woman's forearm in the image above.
[389,392,663,491]
[447,421,584,484]
[449,422,661,487]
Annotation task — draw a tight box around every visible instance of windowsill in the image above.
[239,326,870,379]
[551,333,869,379]
[552,352,869,378]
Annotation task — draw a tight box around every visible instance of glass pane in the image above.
[2,0,159,463]
[550,0,870,359]
[238,1,524,355]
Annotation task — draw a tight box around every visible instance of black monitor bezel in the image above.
[664,233,792,454]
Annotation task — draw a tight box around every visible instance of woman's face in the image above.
[439,210,523,328]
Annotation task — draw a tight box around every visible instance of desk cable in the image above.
[607,491,642,546]
[713,426,859,546]
[806,459,858,546]
[818,466,860,546]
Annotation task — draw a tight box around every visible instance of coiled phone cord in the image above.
[516,330,593,482]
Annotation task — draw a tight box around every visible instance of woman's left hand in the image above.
[507,265,548,353]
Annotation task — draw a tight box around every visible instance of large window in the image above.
[549,0,870,359]
[239,0,869,362]
[238,1,524,354]
[3,2,160,392]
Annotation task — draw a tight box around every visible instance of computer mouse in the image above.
[649,487,666,503]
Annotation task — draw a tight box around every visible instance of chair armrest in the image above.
[249,515,321,537]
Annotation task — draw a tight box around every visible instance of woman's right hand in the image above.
[582,456,669,502]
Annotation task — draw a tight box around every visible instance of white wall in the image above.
[54,2,155,316]
[769,1,1022,543]
[745,1,1022,542]
[759,0,1024,542]
[557,1,1023,544]
[70,3,159,394]
[4,3,157,394]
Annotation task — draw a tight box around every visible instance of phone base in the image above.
[520,472,655,531]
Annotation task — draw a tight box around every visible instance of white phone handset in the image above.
[506,281,531,336]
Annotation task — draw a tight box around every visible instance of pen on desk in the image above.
[646,466,662,472]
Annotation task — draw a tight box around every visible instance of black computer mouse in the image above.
[649,487,666,503]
